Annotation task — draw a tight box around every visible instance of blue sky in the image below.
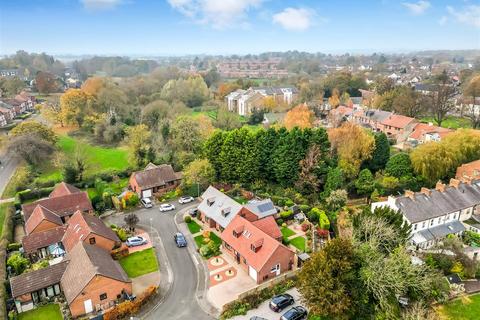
[0,0,479,55]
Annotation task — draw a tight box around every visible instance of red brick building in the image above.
[221,215,294,284]
[129,163,182,199]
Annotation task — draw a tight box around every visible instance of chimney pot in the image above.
[420,187,431,196]
[449,178,461,188]
[436,181,446,192]
[404,190,415,200]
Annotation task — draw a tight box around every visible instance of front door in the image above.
[84,299,93,314]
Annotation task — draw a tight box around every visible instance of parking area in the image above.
[231,288,302,320]
[127,229,153,253]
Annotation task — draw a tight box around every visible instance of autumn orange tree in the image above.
[81,76,106,96]
[59,88,93,126]
[328,88,340,108]
[328,122,375,178]
[284,103,314,130]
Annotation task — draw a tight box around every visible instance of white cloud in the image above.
[402,1,431,15]
[447,5,480,28]
[438,16,448,25]
[167,0,262,29]
[81,0,123,10]
[272,8,315,31]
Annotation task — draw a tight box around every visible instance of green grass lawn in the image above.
[0,204,10,237]
[290,236,306,252]
[439,294,480,320]
[86,178,129,199]
[194,232,222,248]
[18,303,63,320]
[420,116,472,129]
[35,135,129,183]
[186,220,202,234]
[119,248,159,278]
[281,226,295,239]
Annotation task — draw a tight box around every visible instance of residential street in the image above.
[0,153,18,198]
[104,201,215,320]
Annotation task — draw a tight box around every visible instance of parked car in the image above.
[159,203,175,212]
[126,236,147,247]
[140,197,153,208]
[269,293,294,312]
[250,317,268,320]
[280,306,308,320]
[178,196,195,204]
[174,232,187,247]
[189,208,198,217]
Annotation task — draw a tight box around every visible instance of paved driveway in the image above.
[104,199,215,320]
[231,288,303,320]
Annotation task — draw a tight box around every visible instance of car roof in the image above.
[129,236,142,240]
[176,232,184,237]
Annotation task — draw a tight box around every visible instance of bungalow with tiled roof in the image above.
[24,205,63,235]
[62,210,120,252]
[22,184,93,226]
[22,226,66,260]
[11,261,68,313]
[129,163,182,199]
[407,122,454,146]
[380,114,418,142]
[221,215,295,284]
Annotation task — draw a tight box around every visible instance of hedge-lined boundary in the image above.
[0,204,15,319]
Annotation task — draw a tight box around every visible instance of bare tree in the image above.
[463,75,480,128]
[8,134,54,166]
[124,213,139,232]
[428,70,457,127]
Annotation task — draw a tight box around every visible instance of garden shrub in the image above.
[301,223,310,232]
[17,187,55,203]
[6,243,21,252]
[104,286,158,320]
[7,252,29,275]
[276,218,283,226]
[284,199,294,207]
[116,228,128,242]
[184,216,192,223]
[279,210,293,220]
[299,204,311,213]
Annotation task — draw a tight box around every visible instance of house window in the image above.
[54,284,61,295]
[430,220,434,226]
[242,257,246,264]
[422,221,426,228]
[413,224,417,231]
[46,286,54,297]
[224,243,231,250]
[270,264,280,273]
[89,237,96,245]
[100,293,107,301]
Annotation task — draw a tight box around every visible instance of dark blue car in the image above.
[174,232,187,247]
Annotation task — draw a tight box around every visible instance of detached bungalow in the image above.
[129,163,182,199]
[22,226,66,261]
[221,215,294,284]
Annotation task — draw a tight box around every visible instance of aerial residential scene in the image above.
[0,0,479,320]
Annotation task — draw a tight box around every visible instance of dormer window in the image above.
[221,207,231,217]
[251,238,263,252]
[207,197,215,206]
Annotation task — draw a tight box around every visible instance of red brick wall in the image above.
[239,207,258,222]
[257,246,294,284]
[69,275,132,318]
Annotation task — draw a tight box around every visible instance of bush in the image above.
[7,252,29,275]
[7,243,21,252]
[184,215,192,223]
[116,228,128,242]
[17,187,55,203]
[301,223,310,232]
[284,199,294,207]
[279,210,293,220]
[299,204,311,213]
[276,218,283,226]
[104,286,158,320]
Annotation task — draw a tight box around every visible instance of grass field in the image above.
[281,226,295,240]
[18,303,62,320]
[290,236,306,252]
[35,135,129,183]
[0,204,10,236]
[194,232,222,248]
[438,294,480,320]
[421,116,472,129]
[186,219,202,234]
[119,248,159,278]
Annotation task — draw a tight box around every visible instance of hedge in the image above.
[0,205,15,320]
[17,187,55,202]
[72,168,133,189]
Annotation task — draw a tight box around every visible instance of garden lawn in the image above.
[439,294,480,320]
[119,248,159,278]
[290,236,306,252]
[0,204,10,236]
[187,219,202,234]
[35,135,129,182]
[420,116,472,129]
[281,226,295,240]
[18,303,63,320]
[194,232,222,248]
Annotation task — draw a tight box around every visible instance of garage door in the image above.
[248,265,257,282]
[142,189,152,199]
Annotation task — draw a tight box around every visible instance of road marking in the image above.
[192,254,199,265]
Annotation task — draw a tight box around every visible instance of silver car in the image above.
[126,236,147,247]
[159,203,175,212]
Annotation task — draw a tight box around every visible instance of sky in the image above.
[0,0,479,55]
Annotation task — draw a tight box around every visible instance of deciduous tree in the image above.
[10,121,57,144]
[463,75,480,128]
[428,70,457,127]
[284,103,314,130]
[182,158,215,190]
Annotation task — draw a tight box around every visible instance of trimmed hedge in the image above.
[17,187,55,202]
[0,205,15,320]
[72,168,133,189]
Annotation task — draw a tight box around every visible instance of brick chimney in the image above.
[420,187,431,196]
[460,176,473,185]
[449,178,461,188]
[436,181,446,192]
[404,190,415,200]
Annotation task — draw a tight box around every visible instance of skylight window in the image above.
[243,230,251,238]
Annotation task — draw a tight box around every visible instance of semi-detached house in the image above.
[372,178,480,249]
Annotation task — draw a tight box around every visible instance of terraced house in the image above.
[372,178,480,249]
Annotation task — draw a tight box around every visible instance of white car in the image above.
[140,197,153,208]
[178,196,195,204]
[126,236,147,247]
[159,203,175,212]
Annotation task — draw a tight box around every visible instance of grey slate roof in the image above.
[244,199,277,219]
[395,180,480,223]
[198,186,243,229]
[415,220,465,244]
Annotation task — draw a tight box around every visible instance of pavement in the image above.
[133,271,161,296]
[231,288,302,320]
[104,199,216,320]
